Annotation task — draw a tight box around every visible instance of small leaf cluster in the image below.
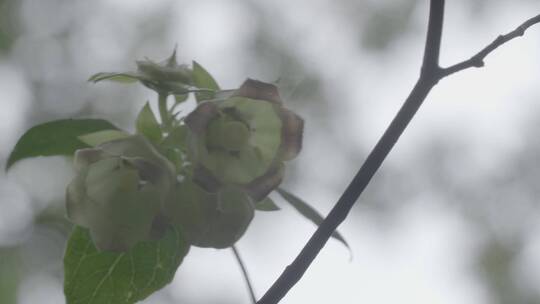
[6,49,348,304]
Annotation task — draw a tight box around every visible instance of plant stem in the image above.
[232,246,257,304]
[158,93,170,130]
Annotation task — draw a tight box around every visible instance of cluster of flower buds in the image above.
[68,53,304,251]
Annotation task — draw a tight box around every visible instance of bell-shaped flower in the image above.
[185,79,304,201]
[66,135,176,252]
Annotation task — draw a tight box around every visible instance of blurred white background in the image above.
[1,1,540,303]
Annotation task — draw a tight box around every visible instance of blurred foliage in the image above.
[0,248,20,304]
[0,0,18,52]
[361,0,419,51]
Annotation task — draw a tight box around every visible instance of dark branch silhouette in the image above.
[257,1,540,304]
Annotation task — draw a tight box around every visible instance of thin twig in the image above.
[257,1,540,304]
[232,246,257,304]
[441,14,540,77]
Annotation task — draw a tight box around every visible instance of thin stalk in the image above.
[158,93,170,130]
[232,246,257,304]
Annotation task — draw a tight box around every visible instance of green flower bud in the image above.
[136,61,191,84]
[88,48,194,96]
[135,49,193,93]
[164,179,254,248]
[66,135,176,252]
[185,79,304,201]
[136,49,193,94]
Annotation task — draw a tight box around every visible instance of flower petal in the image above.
[185,102,219,135]
[233,79,282,104]
[244,163,284,201]
[73,148,108,172]
[278,108,304,161]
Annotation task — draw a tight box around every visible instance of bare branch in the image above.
[441,14,540,77]
[257,3,540,304]
[257,1,446,304]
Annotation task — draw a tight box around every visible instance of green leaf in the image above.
[192,61,219,102]
[88,72,143,84]
[64,226,189,304]
[276,188,350,251]
[255,197,280,211]
[78,130,130,147]
[136,102,162,142]
[6,119,119,171]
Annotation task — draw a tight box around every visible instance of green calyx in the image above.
[136,49,193,87]
[164,179,254,248]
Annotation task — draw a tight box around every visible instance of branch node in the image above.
[473,60,485,67]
